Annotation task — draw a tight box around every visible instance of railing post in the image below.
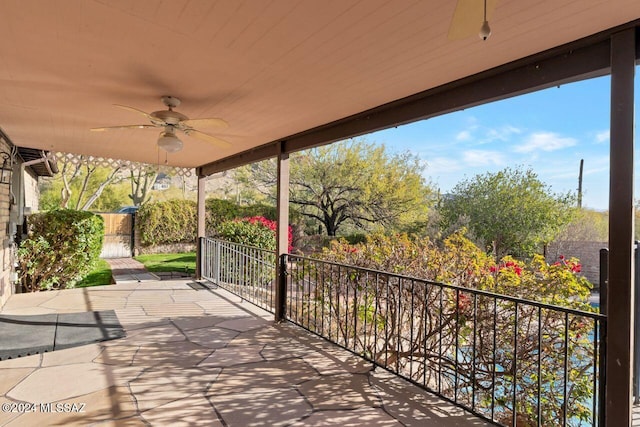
[599,247,608,425]
[275,142,290,322]
[635,242,640,404]
[276,254,287,321]
[606,28,635,427]
[600,248,608,315]
[214,240,221,284]
[196,237,204,279]
[195,170,207,280]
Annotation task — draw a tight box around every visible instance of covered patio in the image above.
[0,278,490,426]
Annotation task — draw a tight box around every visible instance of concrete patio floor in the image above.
[0,279,492,426]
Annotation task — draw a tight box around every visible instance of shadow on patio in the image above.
[0,280,490,426]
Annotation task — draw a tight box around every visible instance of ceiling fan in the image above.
[91,96,230,153]
[448,0,497,41]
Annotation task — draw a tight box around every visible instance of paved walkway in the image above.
[0,279,491,426]
[104,258,159,283]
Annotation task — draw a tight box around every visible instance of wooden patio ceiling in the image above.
[1,0,639,170]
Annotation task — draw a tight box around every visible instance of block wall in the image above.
[546,240,608,288]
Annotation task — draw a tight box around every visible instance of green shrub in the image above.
[205,198,240,235]
[138,198,294,248]
[340,232,367,245]
[216,218,276,250]
[137,200,196,246]
[18,209,104,291]
[239,203,277,220]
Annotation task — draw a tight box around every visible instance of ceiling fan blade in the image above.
[183,128,231,148]
[182,117,229,129]
[113,104,156,121]
[448,0,498,41]
[91,124,157,131]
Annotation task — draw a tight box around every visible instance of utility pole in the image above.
[577,158,584,208]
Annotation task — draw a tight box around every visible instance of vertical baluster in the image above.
[314,258,319,334]
[363,271,368,357]
[321,261,326,338]
[397,278,403,375]
[512,302,519,427]
[345,266,350,348]
[438,286,443,394]
[423,281,428,387]
[455,289,460,403]
[472,293,477,411]
[537,306,542,427]
[491,297,497,421]
[329,263,334,342]
[336,265,341,345]
[353,270,358,354]
[374,272,379,365]
[385,274,390,368]
[592,317,598,427]
[563,312,569,427]
[410,279,415,381]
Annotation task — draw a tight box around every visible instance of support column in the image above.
[275,143,290,322]
[195,171,207,280]
[606,28,636,427]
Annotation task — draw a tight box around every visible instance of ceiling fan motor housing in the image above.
[150,109,188,125]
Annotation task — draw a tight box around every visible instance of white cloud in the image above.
[484,125,522,143]
[456,130,472,141]
[462,150,506,166]
[514,132,577,153]
[595,130,609,144]
[425,157,464,174]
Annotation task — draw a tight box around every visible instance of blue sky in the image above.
[370,72,633,211]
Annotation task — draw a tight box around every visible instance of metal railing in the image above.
[201,238,276,312]
[200,238,605,427]
[286,255,605,427]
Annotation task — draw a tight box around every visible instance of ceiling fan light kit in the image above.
[157,128,183,153]
[91,96,230,153]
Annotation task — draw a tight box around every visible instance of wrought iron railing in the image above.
[285,254,605,427]
[200,238,605,426]
[201,238,276,312]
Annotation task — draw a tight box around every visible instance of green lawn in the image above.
[76,259,113,288]
[134,252,196,274]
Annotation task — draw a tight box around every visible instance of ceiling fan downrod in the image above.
[479,0,492,40]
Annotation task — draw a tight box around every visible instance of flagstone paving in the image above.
[0,279,492,426]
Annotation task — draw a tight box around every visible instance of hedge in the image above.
[137,200,197,246]
[18,209,104,291]
[137,198,285,246]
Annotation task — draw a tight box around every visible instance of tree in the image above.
[238,139,433,236]
[128,166,158,206]
[555,208,608,242]
[39,156,127,211]
[441,167,575,258]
